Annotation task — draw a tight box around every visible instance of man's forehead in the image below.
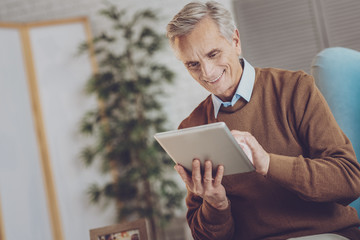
[173,37,224,63]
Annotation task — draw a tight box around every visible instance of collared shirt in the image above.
[211,58,255,118]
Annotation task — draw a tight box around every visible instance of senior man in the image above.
[166,1,360,240]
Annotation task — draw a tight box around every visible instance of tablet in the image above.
[154,122,255,176]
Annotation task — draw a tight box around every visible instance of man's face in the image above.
[173,17,242,101]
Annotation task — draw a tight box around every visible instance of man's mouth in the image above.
[204,70,225,83]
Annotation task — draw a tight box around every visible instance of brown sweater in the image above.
[179,68,360,240]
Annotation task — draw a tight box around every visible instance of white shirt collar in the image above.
[211,58,255,118]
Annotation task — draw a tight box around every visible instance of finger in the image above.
[192,159,203,191]
[230,129,241,134]
[213,165,224,187]
[231,130,251,137]
[238,141,254,164]
[174,164,192,187]
[241,135,270,175]
[242,135,260,153]
[203,160,214,188]
[231,131,248,144]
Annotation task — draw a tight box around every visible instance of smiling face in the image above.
[173,17,243,101]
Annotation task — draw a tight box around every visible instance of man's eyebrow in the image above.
[207,49,221,56]
[183,49,221,65]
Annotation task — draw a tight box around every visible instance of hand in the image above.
[231,130,270,176]
[174,159,228,210]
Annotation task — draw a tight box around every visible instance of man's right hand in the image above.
[174,159,228,210]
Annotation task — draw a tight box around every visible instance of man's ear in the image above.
[232,29,242,56]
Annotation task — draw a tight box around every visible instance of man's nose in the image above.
[200,60,214,78]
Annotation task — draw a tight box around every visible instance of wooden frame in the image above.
[90,219,151,240]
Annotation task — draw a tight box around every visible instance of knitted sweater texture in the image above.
[179,67,360,240]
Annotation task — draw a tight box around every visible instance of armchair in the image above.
[311,47,360,214]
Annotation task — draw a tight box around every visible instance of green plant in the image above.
[79,4,184,239]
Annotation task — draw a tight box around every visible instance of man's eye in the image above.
[187,62,199,68]
[209,53,217,58]
[209,51,219,58]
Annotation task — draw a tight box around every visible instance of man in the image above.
[166,1,360,240]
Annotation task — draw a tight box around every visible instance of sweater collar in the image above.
[212,58,255,118]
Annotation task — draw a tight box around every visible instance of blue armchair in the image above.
[311,47,360,215]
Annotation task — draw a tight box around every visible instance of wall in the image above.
[233,0,360,73]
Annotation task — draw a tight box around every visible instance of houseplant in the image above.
[78,4,184,239]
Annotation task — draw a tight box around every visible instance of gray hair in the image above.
[166,1,236,45]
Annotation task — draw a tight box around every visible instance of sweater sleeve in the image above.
[267,73,360,204]
[185,191,235,240]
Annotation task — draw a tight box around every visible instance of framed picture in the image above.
[90,218,151,240]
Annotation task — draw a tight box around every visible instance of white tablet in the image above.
[154,122,255,176]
